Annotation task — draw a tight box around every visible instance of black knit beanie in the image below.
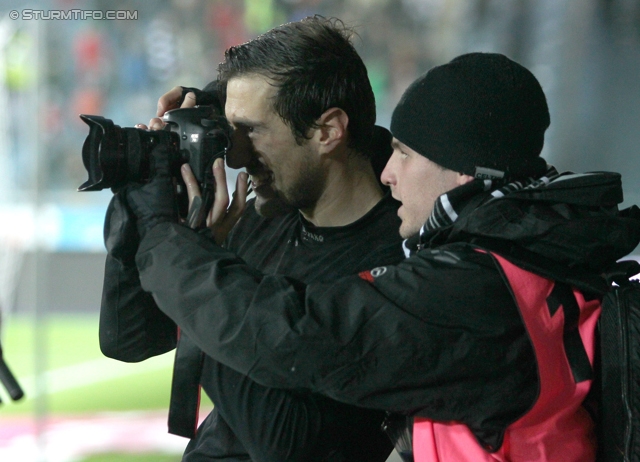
[390,52,549,180]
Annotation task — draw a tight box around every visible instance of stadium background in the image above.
[0,0,639,460]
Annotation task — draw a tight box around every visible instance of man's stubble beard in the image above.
[254,193,296,218]
[254,157,326,219]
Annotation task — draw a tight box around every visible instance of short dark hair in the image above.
[217,15,376,155]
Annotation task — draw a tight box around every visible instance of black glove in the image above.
[124,142,180,239]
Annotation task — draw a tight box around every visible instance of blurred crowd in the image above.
[0,0,639,208]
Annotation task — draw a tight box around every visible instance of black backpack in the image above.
[598,259,640,461]
[382,253,640,462]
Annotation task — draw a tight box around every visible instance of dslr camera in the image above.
[78,105,232,223]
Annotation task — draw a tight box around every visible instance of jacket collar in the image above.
[403,166,560,257]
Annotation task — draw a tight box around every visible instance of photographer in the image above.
[99,16,404,462]
[122,53,640,460]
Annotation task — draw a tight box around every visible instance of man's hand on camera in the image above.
[125,143,180,239]
[141,83,221,131]
[158,86,196,117]
[135,86,198,132]
[181,158,248,245]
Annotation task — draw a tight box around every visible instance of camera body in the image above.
[78,105,232,195]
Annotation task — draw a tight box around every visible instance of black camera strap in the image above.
[186,189,216,230]
[186,196,205,229]
[168,330,204,438]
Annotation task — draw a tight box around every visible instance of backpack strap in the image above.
[597,259,640,461]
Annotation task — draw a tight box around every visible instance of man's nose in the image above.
[380,149,400,186]
[380,162,394,186]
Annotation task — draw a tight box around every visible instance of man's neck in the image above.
[300,155,384,227]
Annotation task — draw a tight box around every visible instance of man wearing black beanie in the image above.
[383,52,552,239]
[391,53,549,180]
[122,52,640,461]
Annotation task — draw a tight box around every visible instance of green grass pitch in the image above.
[0,313,213,461]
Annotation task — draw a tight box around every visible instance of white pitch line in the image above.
[12,353,175,400]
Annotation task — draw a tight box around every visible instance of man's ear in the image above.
[313,107,349,154]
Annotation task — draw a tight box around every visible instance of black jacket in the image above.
[100,192,404,461]
[135,171,640,449]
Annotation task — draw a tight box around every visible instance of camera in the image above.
[79,104,231,189]
[78,105,232,225]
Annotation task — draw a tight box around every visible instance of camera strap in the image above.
[186,196,205,229]
[168,329,204,438]
[186,189,216,230]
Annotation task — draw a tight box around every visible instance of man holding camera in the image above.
[119,52,640,460]
[99,16,403,461]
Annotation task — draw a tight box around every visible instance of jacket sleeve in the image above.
[99,193,177,362]
[136,222,537,424]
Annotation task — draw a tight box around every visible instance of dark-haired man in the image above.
[100,16,402,462]
[125,52,640,460]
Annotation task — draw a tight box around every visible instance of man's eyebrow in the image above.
[235,113,268,125]
[391,140,402,150]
